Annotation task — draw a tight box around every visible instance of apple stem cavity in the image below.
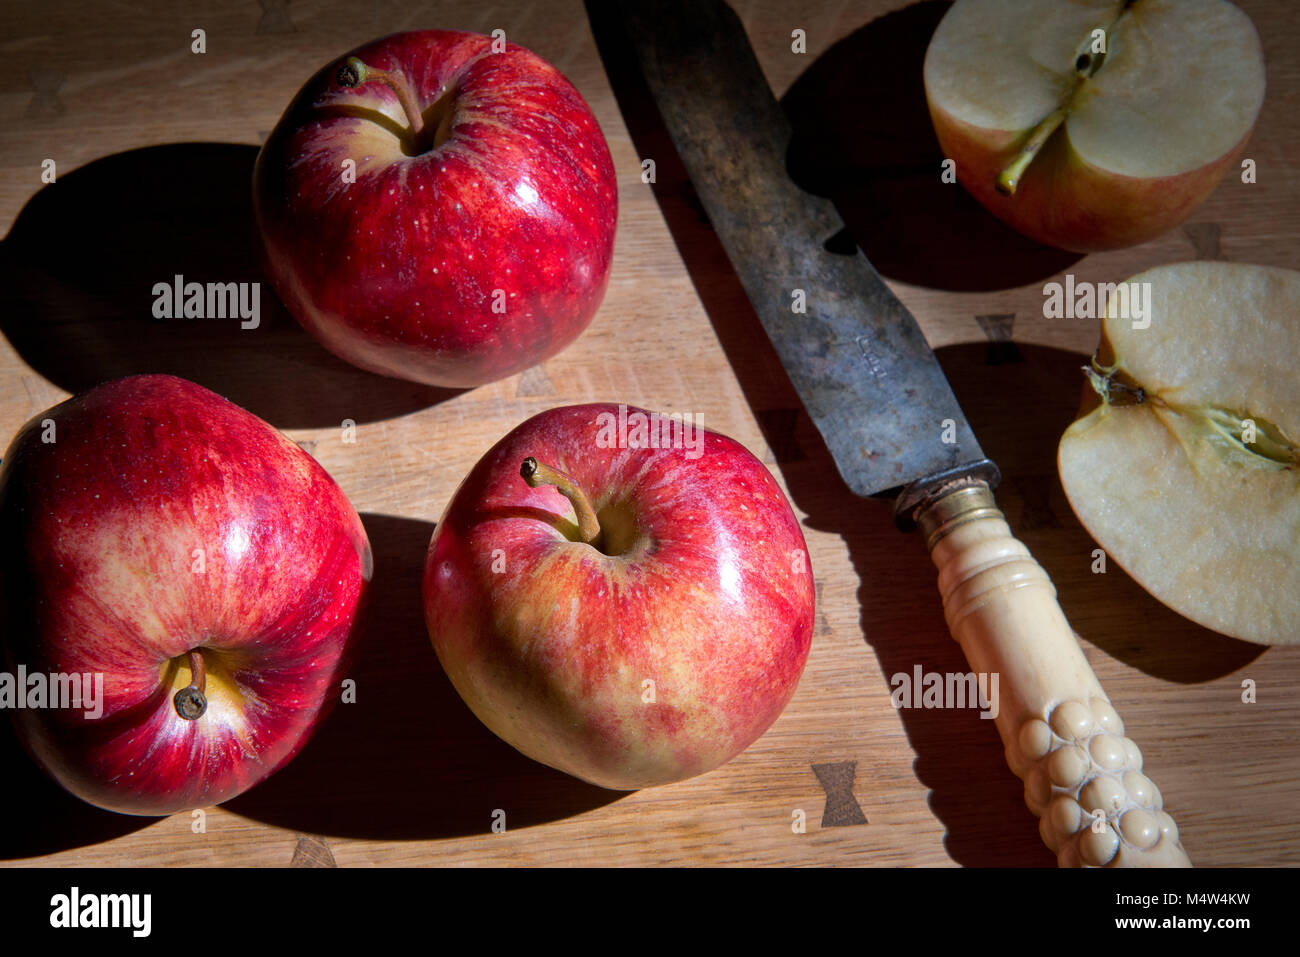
[336,55,427,143]
[173,649,208,721]
[520,457,603,546]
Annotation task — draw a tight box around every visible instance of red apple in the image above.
[253,30,618,388]
[423,404,815,789]
[0,375,372,815]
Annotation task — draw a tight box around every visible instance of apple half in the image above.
[924,0,1266,251]
[1058,262,1300,645]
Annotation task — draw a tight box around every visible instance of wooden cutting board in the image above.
[1,0,1296,867]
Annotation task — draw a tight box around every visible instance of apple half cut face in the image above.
[924,0,1266,251]
[1058,262,1300,645]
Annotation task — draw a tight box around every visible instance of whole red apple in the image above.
[0,375,372,815]
[253,30,618,388]
[423,404,814,789]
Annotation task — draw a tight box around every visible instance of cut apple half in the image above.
[1058,261,1300,645]
[924,0,1266,251]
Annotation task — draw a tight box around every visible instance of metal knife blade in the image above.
[615,0,996,502]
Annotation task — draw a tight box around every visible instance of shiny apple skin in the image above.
[423,404,815,790]
[0,375,372,816]
[253,30,618,388]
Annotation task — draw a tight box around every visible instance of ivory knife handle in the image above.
[913,481,1191,867]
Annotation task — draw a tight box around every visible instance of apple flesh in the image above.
[0,375,372,815]
[1058,262,1300,645]
[253,30,618,388]
[423,404,815,789]
[924,0,1265,251]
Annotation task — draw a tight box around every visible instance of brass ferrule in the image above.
[915,482,1003,552]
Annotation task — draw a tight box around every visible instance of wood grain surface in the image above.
[0,0,1296,867]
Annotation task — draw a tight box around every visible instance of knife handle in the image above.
[914,481,1191,867]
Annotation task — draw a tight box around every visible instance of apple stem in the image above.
[336,56,425,139]
[997,2,1136,196]
[995,106,1068,196]
[520,457,602,546]
[173,650,208,721]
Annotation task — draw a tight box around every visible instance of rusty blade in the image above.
[616,0,997,500]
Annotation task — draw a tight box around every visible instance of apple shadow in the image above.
[0,713,157,860]
[781,0,1082,292]
[224,512,623,841]
[589,0,1262,866]
[0,143,462,430]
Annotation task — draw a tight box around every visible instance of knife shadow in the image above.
[782,0,1083,292]
[589,0,1262,867]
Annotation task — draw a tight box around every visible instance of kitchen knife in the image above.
[613,0,1190,867]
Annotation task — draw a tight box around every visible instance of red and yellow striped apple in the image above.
[423,404,814,789]
[0,375,372,815]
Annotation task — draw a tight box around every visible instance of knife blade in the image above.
[618,0,996,503]
[613,0,1190,867]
